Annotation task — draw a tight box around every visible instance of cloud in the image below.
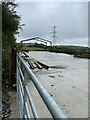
[16,2,88,46]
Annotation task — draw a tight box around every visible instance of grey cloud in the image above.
[16,2,88,46]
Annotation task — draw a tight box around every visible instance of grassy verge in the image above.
[2,91,10,102]
[2,86,16,104]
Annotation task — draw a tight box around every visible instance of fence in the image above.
[16,53,69,119]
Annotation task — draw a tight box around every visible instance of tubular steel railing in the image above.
[16,53,69,119]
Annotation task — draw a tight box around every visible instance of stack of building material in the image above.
[21,52,49,70]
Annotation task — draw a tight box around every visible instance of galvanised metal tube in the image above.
[17,56,39,119]
[17,63,24,82]
[25,102,31,118]
[19,76,24,96]
[18,83,24,118]
[17,56,24,118]
[26,85,39,119]
[18,54,69,119]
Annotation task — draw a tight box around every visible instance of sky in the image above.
[16,2,88,46]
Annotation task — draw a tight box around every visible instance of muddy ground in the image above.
[26,51,88,118]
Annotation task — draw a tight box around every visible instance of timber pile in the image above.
[21,52,49,70]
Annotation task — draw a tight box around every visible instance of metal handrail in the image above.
[16,53,69,119]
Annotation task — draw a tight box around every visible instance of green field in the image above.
[20,43,90,59]
[22,46,46,51]
[48,45,90,59]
